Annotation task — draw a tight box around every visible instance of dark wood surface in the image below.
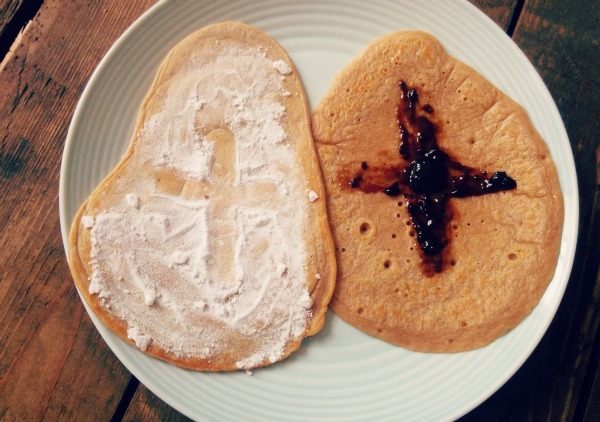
[0,0,597,420]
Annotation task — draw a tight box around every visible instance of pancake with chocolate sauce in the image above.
[312,31,563,352]
[68,22,335,370]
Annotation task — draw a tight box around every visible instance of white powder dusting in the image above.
[272,59,292,75]
[86,44,311,369]
[81,215,95,228]
[125,193,141,209]
[194,300,207,310]
[141,112,215,181]
[88,273,103,295]
[277,263,287,276]
[308,190,319,202]
[170,251,189,265]
[315,274,321,280]
[127,326,152,351]
[297,291,313,310]
[144,286,157,306]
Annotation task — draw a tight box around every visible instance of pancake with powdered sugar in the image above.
[69,22,336,370]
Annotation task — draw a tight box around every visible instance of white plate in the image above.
[59,0,578,420]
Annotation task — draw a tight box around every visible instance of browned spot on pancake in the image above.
[360,222,371,234]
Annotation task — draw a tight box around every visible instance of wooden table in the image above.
[1,0,598,420]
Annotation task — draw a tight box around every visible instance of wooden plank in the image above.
[0,1,44,61]
[2,0,594,421]
[0,1,22,38]
[583,267,600,422]
[0,0,156,420]
[122,385,194,422]
[459,0,600,420]
[468,0,519,32]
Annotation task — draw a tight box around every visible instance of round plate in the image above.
[59,0,578,420]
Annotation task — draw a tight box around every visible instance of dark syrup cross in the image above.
[346,81,516,275]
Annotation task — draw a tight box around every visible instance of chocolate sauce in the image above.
[341,81,516,275]
[349,175,363,188]
[383,182,402,196]
[422,104,434,114]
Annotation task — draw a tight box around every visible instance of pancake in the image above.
[68,22,336,370]
[312,31,563,352]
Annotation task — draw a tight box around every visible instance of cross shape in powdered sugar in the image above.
[175,126,290,318]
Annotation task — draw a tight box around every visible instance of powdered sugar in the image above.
[127,326,152,351]
[81,215,94,228]
[272,59,292,75]
[125,193,141,209]
[85,43,315,369]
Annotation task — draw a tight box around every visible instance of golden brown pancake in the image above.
[68,22,336,370]
[312,31,563,352]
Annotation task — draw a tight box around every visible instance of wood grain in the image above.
[0,0,598,421]
[122,385,193,422]
[0,0,156,420]
[0,0,22,39]
[468,0,519,31]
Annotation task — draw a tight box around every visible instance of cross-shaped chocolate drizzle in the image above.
[345,81,517,275]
